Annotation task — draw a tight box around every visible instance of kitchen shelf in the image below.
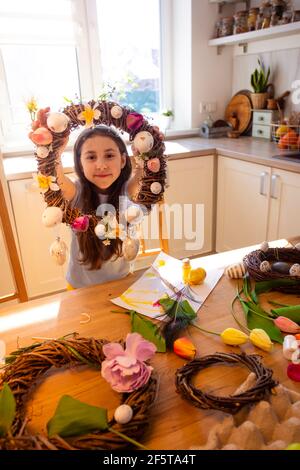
[209,21,300,53]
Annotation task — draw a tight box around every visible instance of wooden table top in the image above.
[1,246,299,450]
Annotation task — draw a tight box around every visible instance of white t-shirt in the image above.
[66,181,131,288]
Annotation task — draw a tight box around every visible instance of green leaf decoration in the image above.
[130,311,166,353]
[0,383,16,437]
[271,305,300,324]
[255,279,300,295]
[47,395,108,438]
[158,296,197,321]
[247,309,283,344]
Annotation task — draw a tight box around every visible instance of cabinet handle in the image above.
[257,129,263,135]
[258,116,264,122]
[259,172,267,196]
[271,174,280,199]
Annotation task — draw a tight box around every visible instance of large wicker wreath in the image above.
[0,335,158,450]
[29,100,167,237]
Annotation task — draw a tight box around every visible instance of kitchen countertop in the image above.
[0,240,298,450]
[3,136,300,181]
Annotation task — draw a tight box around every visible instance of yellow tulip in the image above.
[220,328,248,346]
[249,328,273,352]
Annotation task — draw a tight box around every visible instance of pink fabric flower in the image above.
[287,363,300,382]
[71,215,89,232]
[126,112,144,132]
[274,316,300,334]
[101,333,156,393]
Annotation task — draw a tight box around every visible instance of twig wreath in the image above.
[29,100,167,259]
[0,335,158,450]
[175,352,278,414]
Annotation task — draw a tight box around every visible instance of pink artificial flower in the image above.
[274,316,300,334]
[71,215,89,232]
[126,112,144,132]
[287,363,300,382]
[101,332,156,393]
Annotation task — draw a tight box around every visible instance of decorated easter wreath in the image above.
[175,352,277,414]
[29,100,167,262]
[0,334,158,450]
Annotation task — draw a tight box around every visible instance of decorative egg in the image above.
[122,237,140,261]
[94,223,106,239]
[260,241,269,252]
[295,243,300,251]
[46,112,69,133]
[126,112,143,131]
[150,182,162,195]
[42,206,63,228]
[225,262,246,279]
[291,349,300,365]
[124,205,144,225]
[29,127,53,145]
[260,260,271,272]
[71,215,89,232]
[147,157,160,173]
[110,105,123,119]
[36,146,50,159]
[290,263,300,277]
[49,237,68,265]
[133,131,154,153]
[283,335,299,360]
[114,404,133,424]
[272,261,291,274]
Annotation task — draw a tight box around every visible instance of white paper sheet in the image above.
[111,251,224,320]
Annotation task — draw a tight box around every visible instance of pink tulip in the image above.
[71,215,89,232]
[29,127,53,145]
[126,112,144,132]
[274,316,300,334]
[287,363,300,382]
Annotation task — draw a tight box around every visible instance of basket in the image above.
[271,123,300,151]
[243,247,300,294]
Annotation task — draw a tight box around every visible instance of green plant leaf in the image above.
[271,305,300,324]
[158,296,196,321]
[247,310,283,344]
[0,383,16,437]
[130,311,166,352]
[255,279,300,295]
[47,395,108,438]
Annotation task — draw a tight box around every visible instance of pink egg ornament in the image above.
[29,127,53,145]
[147,158,160,173]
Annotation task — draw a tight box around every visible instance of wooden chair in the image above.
[0,179,28,303]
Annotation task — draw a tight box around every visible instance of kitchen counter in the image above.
[0,241,298,450]
[3,136,300,181]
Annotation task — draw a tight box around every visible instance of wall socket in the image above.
[199,102,217,114]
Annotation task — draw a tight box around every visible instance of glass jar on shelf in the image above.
[213,19,222,38]
[281,9,292,24]
[292,10,300,22]
[248,8,259,31]
[219,16,234,37]
[233,10,249,34]
[260,1,273,28]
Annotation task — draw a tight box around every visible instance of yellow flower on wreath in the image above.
[33,172,60,193]
[78,103,101,128]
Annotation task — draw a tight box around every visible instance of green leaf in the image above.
[247,310,283,344]
[0,383,16,437]
[47,395,108,438]
[271,305,300,324]
[158,296,197,321]
[255,279,300,295]
[63,96,73,103]
[130,311,166,352]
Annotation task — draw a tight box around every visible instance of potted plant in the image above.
[161,109,174,130]
[250,59,270,109]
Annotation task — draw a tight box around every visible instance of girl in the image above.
[53,123,162,289]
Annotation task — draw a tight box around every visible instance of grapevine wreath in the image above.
[0,335,158,450]
[29,100,167,262]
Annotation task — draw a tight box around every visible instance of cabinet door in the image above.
[216,157,270,252]
[9,178,72,298]
[163,156,214,259]
[268,169,300,241]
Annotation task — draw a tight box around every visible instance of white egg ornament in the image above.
[150,182,162,195]
[290,263,300,277]
[36,146,50,159]
[46,112,70,133]
[94,223,106,239]
[260,260,271,272]
[114,404,133,424]
[122,237,140,261]
[124,205,144,225]
[225,262,246,279]
[49,237,68,266]
[260,241,269,252]
[42,206,63,228]
[133,131,154,153]
[110,105,123,119]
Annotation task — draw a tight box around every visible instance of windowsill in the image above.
[1,128,199,158]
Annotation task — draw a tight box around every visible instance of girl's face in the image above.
[80,135,126,190]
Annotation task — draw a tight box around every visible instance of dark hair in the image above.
[73,125,132,270]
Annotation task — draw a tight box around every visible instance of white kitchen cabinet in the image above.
[9,177,73,298]
[216,157,270,252]
[163,156,214,259]
[216,156,300,252]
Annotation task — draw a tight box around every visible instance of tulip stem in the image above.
[231,291,250,333]
[108,427,148,450]
[191,321,220,336]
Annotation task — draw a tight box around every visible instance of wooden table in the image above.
[1,245,299,450]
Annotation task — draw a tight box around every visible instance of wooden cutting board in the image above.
[225,94,252,135]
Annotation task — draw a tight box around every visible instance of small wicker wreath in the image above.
[30,100,167,238]
[243,247,300,293]
[0,335,157,450]
[175,352,277,414]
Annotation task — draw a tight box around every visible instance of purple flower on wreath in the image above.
[126,112,144,132]
[101,332,156,393]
